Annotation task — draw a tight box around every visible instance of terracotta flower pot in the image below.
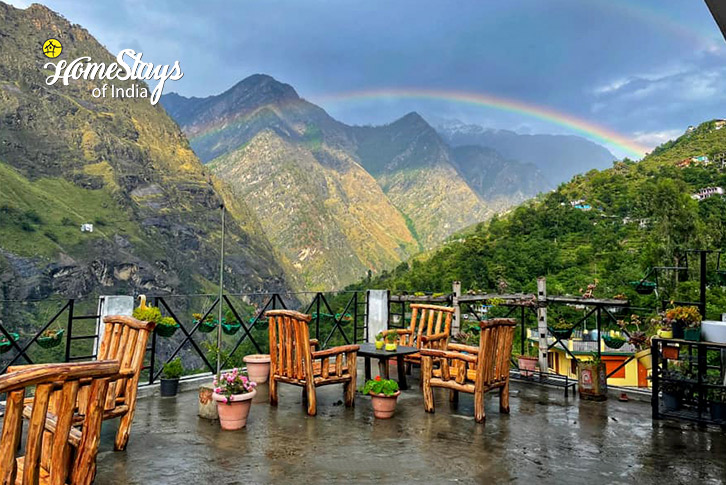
[370,391,400,419]
[662,345,679,360]
[213,389,257,430]
[518,356,538,377]
[243,354,271,384]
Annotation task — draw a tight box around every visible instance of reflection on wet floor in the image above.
[95,374,726,484]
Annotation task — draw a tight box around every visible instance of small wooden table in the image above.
[357,343,419,390]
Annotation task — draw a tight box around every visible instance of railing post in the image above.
[537,278,548,374]
[65,299,74,362]
[520,305,526,356]
[315,293,321,341]
[353,292,358,343]
[452,281,461,334]
[596,306,602,361]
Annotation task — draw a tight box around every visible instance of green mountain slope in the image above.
[360,120,726,318]
[0,2,290,301]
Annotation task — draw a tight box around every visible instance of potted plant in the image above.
[192,313,217,333]
[375,332,384,350]
[384,332,398,351]
[363,376,400,419]
[243,354,271,384]
[707,379,726,422]
[657,318,673,339]
[549,318,576,341]
[221,310,242,335]
[602,331,626,350]
[156,316,180,338]
[160,357,184,397]
[618,314,655,370]
[661,371,683,411]
[665,306,701,341]
[517,342,538,377]
[37,328,64,349]
[212,368,257,430]
[578,353,608,401]
[0,332,19,354]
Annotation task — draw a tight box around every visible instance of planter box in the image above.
[578,362,607,401]
[683,328,701,342]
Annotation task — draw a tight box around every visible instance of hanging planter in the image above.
[156,317,180,338]
[630,281,656,295]
[192,313,217,333]
[198,319,218,333]
[222,321,241,335]
[603,334,626,349]
[37,329,64,349]
[549,317,576,341]
[0,332,20,354]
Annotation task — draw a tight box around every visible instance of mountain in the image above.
[163,78,549,288]
[0,3,290,304]
[449,145,551,210]
[164,76,418,290]
[357,120,726,319]
[436,119,617,183]
[350,112,492,248]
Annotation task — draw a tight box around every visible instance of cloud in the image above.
[632,129,684,148]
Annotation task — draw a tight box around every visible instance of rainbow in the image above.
[313,88,650,159]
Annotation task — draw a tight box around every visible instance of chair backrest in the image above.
[405,304,455,348]
[266,310,313,381]
[97,315,155,409]
[476,318,516,389]
[0,361,120,485]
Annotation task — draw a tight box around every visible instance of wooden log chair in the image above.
[0,360,120,485]
[382,304,454,371]
[266,310,359,416]
[420,318,516,423]
[18,315,155,452]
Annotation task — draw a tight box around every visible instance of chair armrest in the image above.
[309,339,319,350]
[420,332,449,344]
[312,344,360,359]
[381,329,412,337]
[419,348,478,364]
[447,343,479,354]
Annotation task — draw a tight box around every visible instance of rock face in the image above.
[163,76,552,287]
[0,3,291,305]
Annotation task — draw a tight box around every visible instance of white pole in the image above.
[217,204,225,376]
[537,277,548,373]
[452,281,461,334]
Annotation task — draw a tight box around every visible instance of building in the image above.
[527,329,649,388]
[691,186,724,201]
[714,119,726,130]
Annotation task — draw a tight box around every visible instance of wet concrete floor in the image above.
[95,372,726,484]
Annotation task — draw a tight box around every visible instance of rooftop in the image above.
[94,372,725,484]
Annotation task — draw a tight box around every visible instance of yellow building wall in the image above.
[547,347,644,388]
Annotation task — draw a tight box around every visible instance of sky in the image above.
[9,0,726,158]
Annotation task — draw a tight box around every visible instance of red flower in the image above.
[375,375,381,381]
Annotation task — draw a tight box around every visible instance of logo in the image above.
[44,49,183,105]
[42,39,62,58]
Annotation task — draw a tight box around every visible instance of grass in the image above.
[0,160,141,259]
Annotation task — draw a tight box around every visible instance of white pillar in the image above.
[366,290,388,343]
[536,277,548,373]
[96,296,134,357]
[452,281,461,334]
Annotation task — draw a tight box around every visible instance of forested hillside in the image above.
[358,120,726,319]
